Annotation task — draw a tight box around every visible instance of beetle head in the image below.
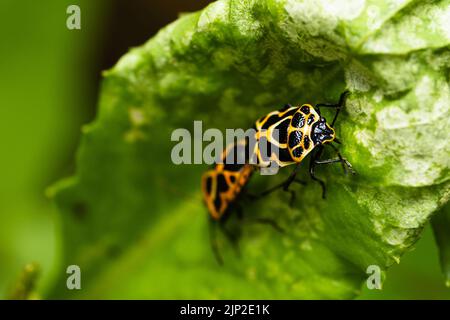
[311,117,335,145]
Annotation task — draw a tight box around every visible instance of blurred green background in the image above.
[0,0,448,299]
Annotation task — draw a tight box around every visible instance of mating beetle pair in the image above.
[201,91,354,263]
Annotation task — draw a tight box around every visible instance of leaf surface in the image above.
[49,0,450,298]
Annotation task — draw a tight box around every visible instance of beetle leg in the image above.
[314,158,355,172]
[316,144,356,175]
[315,90,350,126]
[249,217,285,233]
[244,190,263,201]
[255,163,301,198]
[285,188,296,207]
[219,222,241,258]
[234,203,285,234]
[309,146,327,199]
[210,206,242,261]
[293,178,307,185]
[209,219,224,265]
[235,203,244,220]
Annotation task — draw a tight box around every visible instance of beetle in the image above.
[249,90,354,201]
[202,139,254,222]
[202,139,285,263]
[202,91,354,263]
[201,139,254,264]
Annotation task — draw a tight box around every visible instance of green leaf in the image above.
[48,0,450,298]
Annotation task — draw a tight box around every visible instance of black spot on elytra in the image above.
[300,105,310,114]
[307,115,316,125]
[292,146,303,158]
[272,118,290,144]
[261,114,280,130]
[229,175,236,183]
[205,177,212,194]
[213,194,222,210]
[288,130,303,149]
[278,147,294,162]
[291,112,305,128]
[217,174,229,192]
[303,135,311,150]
